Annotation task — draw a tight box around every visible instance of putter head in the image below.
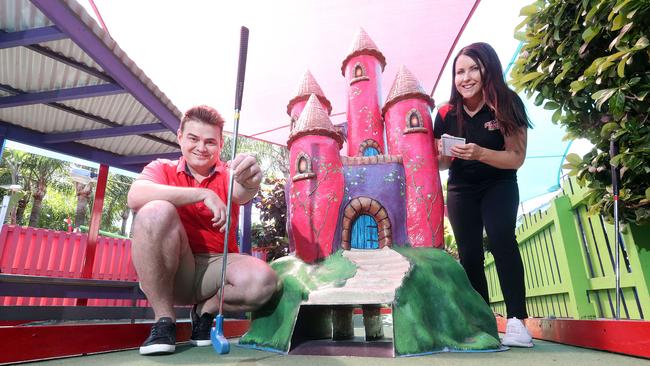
[211,315,230,354]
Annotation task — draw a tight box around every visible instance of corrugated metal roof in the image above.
[0,0,183,172]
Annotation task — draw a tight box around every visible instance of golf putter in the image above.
[211,25,249,354]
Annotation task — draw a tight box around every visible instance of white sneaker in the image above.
[502,317,534,348]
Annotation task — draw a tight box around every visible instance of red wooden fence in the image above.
[0,225,147,307]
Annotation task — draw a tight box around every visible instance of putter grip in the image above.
[235,26,249,111]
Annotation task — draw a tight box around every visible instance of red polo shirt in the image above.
[137,157,239,254]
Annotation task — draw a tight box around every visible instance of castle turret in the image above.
[382,66,444,248]
[341,28,386,157]
[287,94,344,263]
[286,70,333,121]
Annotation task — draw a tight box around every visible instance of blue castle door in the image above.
[363,147,379,156]
[351,214,379,249]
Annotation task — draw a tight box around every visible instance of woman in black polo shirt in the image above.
[433,42,534,348]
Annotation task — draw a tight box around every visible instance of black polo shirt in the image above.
[433,104,517,185]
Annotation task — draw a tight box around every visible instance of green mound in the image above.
[240,247,500,355]
[392,247,500,355]
[239,250,356,352]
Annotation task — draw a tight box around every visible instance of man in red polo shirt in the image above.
[127,105,278,355]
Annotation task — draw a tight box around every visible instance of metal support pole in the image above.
[610,138,621,320]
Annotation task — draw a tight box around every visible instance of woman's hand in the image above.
[450,143,484,161]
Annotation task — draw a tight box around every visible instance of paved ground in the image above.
[28,338,649,366]
[28,316,649,366]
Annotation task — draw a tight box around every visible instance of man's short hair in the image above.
[180,105,225,132]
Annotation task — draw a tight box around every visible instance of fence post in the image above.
[550,196,596,319]
[624,224,650,317]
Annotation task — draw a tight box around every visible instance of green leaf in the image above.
[617,57,627,77]
[645,187,650,199]
[611,13,626,31]
[600,122,619,138]
[552,108,562,123]
[591,88,616,101]
[514,31,527,41]
[566,153,582,165]
[517,71,544,84]
[592,88,617,109]
[519,4,538,16]
[613,0,633,14]
[596,60,614,75]
[585,5,601,23]
[570,79,588,93]
[609,22,633,51]
[634,36,649,49]
[582,25,601,44]
[606,50,628,62]
[611,91,625,114]
[544,101,560,110]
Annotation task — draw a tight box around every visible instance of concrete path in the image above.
[307,247,410,305]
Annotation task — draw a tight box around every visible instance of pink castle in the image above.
[286,28,444,263]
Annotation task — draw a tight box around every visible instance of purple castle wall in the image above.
[332,162,408,250]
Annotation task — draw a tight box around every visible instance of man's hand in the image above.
[230,153,262,191]
[202,190,228,232]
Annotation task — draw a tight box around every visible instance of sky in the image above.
[6,0,593,213]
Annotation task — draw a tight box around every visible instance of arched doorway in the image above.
[341,197,391,249]
[351,214,378,249]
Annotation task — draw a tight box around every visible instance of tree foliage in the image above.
[221,134,289,178]
[252,177,288,260]
[101,173,134,236]
[511,0,650,224]
[0,148,135,234]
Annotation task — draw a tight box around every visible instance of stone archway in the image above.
[341,197,391,249]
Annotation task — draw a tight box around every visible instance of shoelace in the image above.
[197,315,214,332]
[151,322,173,338]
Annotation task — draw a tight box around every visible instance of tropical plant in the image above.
[221,134,289,178]
[34,189,75,231]
[101,173,134,236]
[510,0,650,225]
[253,177,288,260]
[0,149,27,224]
[21,154,68,227]
[443,216,458,260]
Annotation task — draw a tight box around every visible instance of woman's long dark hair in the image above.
[449,42,532,136]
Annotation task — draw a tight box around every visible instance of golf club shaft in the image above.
[217,26,249,317]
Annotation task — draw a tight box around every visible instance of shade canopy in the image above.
[2,0,581,207]
[80,0,481,147]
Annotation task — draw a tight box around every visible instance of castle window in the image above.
[409,112,421,128]
[358,139,381,157]
[363,147,379,157]
[297,156,309,173]
[292,152,316,182]
[349,62,370,85]
[404,108,428,134]
[354,65,364,78]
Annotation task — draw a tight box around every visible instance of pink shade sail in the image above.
[94,0,480,146]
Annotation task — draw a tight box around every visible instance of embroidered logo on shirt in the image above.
[484,119,500,131]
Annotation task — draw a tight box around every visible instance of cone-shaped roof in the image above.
[286,70,332,115]
[340,28,387,76]
[382,65,435,115]
[287,94,344,149]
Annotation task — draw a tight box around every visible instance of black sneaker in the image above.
[190,304,215,346]
[139,317,176,355]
